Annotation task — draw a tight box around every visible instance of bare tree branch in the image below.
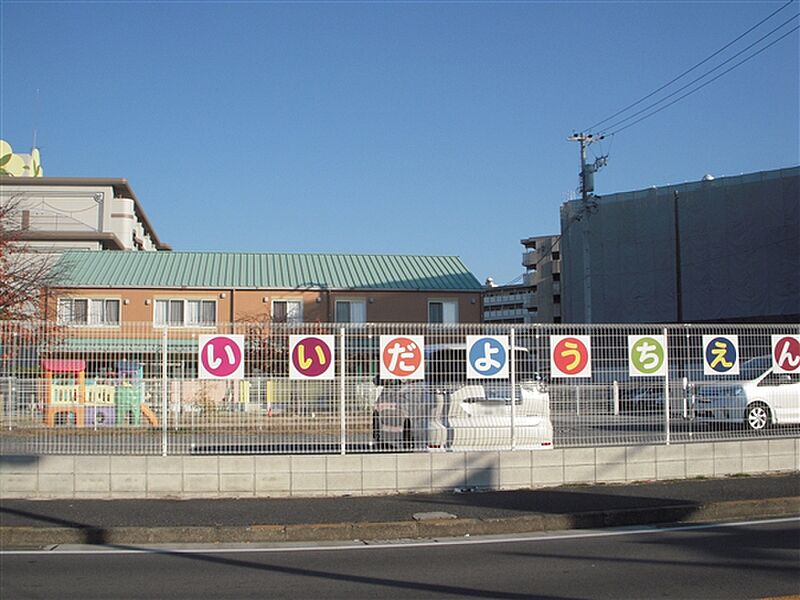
[0,192,61,320]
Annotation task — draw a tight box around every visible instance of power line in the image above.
[606,23,799,136]
[584,0,798,133]
[600,14,799,135]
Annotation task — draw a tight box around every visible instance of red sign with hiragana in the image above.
[380,335,424,380]
[551,335,592,378]
[773,335,800,374]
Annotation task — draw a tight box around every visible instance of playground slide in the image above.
[140,404,159,427]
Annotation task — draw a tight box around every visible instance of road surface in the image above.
[2,518,798,599]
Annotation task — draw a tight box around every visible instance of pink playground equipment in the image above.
[42,359,87,428]
[41,359,158,428]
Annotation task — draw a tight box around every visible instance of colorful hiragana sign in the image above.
[628,335,667,377]
[772,335,800,374]
[380,335,424,380]
[466,335,509,379]
[703,335,740,376]
[198,334,245,380]
[550,335,592,378]
[289,335,335,380]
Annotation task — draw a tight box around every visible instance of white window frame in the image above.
[57,297,121,327]
[153,298,217,328]
[428,299,459,324]
[335,298,367,323]
[271,299,303,323]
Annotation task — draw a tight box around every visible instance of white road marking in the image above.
[2,516,798,556]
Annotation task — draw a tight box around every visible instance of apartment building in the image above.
[0,176,169,255]
[482,235,562,324]
[521,235,562,323]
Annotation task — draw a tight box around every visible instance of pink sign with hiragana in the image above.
[198,335,245,379]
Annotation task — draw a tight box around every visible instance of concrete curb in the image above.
[2,497,798,548]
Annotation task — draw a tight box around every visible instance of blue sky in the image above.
[2,1,798,285]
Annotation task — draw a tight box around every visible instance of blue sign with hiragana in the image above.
[703,335,740,375]
[466,335,509,379]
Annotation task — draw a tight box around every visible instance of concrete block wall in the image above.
[1,439,798,499]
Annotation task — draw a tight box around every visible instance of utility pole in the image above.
[568,133,607,323]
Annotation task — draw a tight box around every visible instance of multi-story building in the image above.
[0,176,169,255]
[482,235,562,324]
[521,235,562,323]
[482,281,531,324]
[560,166,799,323]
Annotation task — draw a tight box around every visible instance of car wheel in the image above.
[745,402,770,431]
[372,411,381,443]
[402,419,413,450]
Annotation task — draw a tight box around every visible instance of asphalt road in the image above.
[2,518,798,599]
[2,474,797,530]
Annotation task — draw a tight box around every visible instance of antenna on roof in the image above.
[32,88,40,150]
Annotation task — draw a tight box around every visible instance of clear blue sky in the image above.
[2,1,798,285]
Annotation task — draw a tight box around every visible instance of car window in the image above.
[740,357,772,380]
[757,371,800,387]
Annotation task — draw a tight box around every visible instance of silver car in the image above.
[695,357,800,431]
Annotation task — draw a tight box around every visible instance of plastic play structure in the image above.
[41,359,158,428]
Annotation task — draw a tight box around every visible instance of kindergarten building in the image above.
[4,250,484,431]
[46,250,484,328]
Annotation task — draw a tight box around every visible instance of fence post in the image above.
[161,327,168,456]
[510,328,516,451]
[340,327,346,456]
[663,326,670,446]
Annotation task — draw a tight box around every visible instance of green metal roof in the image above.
[53,251,483,291]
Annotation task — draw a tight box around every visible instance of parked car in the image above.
[372,344,553,451]
[619,364,707,417]
[694,356,800,431]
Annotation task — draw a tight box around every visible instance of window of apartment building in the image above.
[272,299,303,323]
[428,299,458,323]
[58,298,120,326]
[552,273,560,282]
[335,299,366,323]
[154,299,216,327]
[551,251,560,261]
[553,294,561,304]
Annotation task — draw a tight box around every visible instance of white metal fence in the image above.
[1,321,798,455]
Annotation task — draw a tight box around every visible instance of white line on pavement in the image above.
[3,516,798,557]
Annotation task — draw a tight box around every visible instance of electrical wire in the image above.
[599,14,799,135]
[605,24,799,136]
[584,0,798,133]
